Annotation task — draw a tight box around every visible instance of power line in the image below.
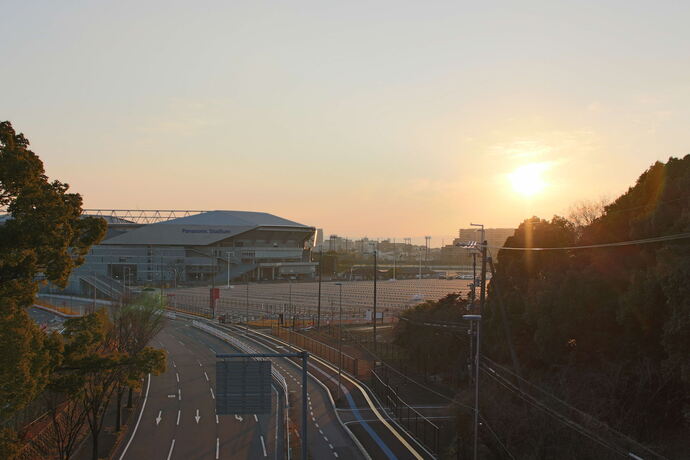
[480,365,631,458]
[481,356,668,460]
[474,231,690,251]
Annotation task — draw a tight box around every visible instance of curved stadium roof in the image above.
[101,210,313,246]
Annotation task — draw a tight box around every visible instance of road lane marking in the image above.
[155,410,162,425]
[118,373,150,460]
[254,414,258,422]
[204,371,209,381]
[176,373,179,383]
[334,453,339,458]
[195,409,201,424]
[178,389,182,401]
[176,410,181,426]
[260,435,267,457]
[216,414,219,424]
[172,360,176,368]
[234,414,243,421]
[178,340,184,346]
[216,437,219,459]
[208,346,216,353]
[210,387,215,399]
[166,439,175,460]
[198,359,203,366]
[329,443,334,450]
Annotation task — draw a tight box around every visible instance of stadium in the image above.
[45,209,317,298]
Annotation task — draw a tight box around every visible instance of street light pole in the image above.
[317,249,322,329]
[335,282,343,399]
[226,252,232,288]
[463,314,482,460]
[245,275,249,336]
[373,249,377,352]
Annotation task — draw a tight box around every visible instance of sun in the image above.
[509,163,548,197]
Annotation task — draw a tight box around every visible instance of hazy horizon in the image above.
[3,1,689,242]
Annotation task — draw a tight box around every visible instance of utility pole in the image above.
[317,249,322,329]
[373,248,377,352]
[245,274,249,336]
[335,282,343,399]
[463,314,482,460]
[471,252,477,301]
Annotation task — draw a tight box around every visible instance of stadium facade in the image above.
[42,210,317,298]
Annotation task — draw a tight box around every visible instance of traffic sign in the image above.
[216,360,272,415]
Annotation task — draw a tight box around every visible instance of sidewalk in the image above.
[73,390,141,460]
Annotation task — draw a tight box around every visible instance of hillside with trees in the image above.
[394,155,690,458]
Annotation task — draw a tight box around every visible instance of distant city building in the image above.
[441,227,516,266]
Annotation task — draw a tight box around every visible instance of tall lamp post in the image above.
[373,248,377,352]
[317,249,322,329]
[245,275,250,336]
[463,314,482,460]
[335,282,343,399]
[226,252,233,288]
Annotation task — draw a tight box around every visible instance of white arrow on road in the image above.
[156,411,162,426]
[234,414,243,422]
[195,409,201,424]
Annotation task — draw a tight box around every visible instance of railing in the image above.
[270,326,369,379]
[370,366,441,455]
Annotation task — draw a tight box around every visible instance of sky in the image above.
[2,1,690,245]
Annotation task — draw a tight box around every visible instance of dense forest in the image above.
[394,155,690,458]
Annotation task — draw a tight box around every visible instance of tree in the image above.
[0,121,106,458]
[113,293,167,430]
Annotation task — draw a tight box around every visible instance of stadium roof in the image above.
[160,210,308,228]
[101,210,313,246]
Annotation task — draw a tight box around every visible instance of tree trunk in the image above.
[91,430,98,460]
[127,386,133,408]
[115,388,123,431]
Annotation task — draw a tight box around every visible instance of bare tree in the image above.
[567,197,609,228]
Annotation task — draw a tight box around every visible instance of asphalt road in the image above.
[215,325,367,460]
[116,319,280,460]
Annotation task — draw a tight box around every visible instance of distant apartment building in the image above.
[440,227,516,266]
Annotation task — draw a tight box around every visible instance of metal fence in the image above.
[370,366,442,456]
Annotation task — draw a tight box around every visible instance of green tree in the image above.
[113,293,167,430]
[0,121,106,458]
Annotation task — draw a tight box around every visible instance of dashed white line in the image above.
[166,439,175,460]
[176,373,179,383]
[260,435,267,457]
[204,371,209,381]
[254,414,258,422]
[176,410,181,426]
[197,360,203,366]
[215,437,219,459]
[319,429,324,435]
[215,414,219,424]
[172,360,176,368]
[178,389,182,401]
[334,452,339,458]
[210,388,215,399]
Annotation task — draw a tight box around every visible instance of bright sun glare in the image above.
[509,163,548,197]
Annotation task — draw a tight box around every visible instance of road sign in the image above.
[216,360,272,415]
